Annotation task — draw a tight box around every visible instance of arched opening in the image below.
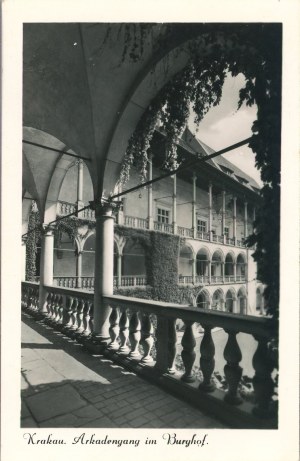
[82,234,96,277]
[236,253,246,280]
[196,248,209,277]
[225,253,234,276]
[122,239,146,276]
[179,245,193,279]
[225,289,236,313]
[211,250,223,279]
[238,287,247,314]
[256,286,264,314]
[58,160,94,208]
[53,230,76,277]
[212,289,225,311]
[196,290,210,309]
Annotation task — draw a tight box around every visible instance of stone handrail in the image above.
[21,281,277,428]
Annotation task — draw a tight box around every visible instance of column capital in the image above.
[41,223,56,235]
[89,198,121,217]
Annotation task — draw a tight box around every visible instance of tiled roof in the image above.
[181,128,261,191]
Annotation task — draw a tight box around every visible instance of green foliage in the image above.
[149,232,180,302]
[114,286,153,299]
[119,24,281,318]
[25,207,41,281]
[55,217,95,241]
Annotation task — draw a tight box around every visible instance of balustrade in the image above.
[21,281,278,427]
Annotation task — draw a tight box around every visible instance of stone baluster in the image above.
[57,295,64,328]
[141,314,154,363]
[252,337,275,418]
[167,319,177,374]
[44,292,52,318]
[49,293,57,323]
[69,298,79,336]
[223,330,243,404]
[63,297,74,333]
[80,300,90,338]
[75,299,85,338]
[199,326,215,392]
[181,321,196,382]
[54,294,61,325]
[129,311,141,357]
[108,306,120,350]
[119,308,130,353]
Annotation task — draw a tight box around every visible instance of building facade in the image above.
[25,128,264,316]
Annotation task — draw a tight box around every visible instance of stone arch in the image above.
[196,289,211,309]
[196,247,210,277]
[224,251,235,276]
[236,252,247,278]
[212,288,225,311]
[179,244,194,277]
[256,285,265,314]
[122,238,146,276]
[211,249,224,278]
[237,286,247,314]
[225,288,237,313]
[82,233,96,278]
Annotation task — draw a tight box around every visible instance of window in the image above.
[157,208,170,224]
[197,219,207,233]
[224,226,229,238]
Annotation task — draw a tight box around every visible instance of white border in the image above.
[2,1,300,461]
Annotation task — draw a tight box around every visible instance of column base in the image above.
[84,334,111,354]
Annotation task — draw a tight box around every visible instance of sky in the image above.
[188,73,262,186]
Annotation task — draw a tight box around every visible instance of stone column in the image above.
[192,173,197,239]
[192,257,196,284]
[147,155,153,230]
[233,197,237,243]
[233,298,238,314]
[244,202,248,239]
[233,261,237,282]
[77,160,84,217]
[222,190,226,244]
[222,261,225,283]
[76,250,82,288]
[21,236,27,281]
[88,201,115,352]
[208,260,211,284]
[172,174,177,234]
[38,225,54,313]
[117,253,122,287]
[208,182,213,241]
[253,206,256,232]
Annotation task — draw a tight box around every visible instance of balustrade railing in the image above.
[236,275,246,282]
[114,275,147,288]
[224,275,235,283]
[211,275,223,283]
[54,276,94,290]
[124,215,148,229]
[154,221,174,233]
[196,231,210,241]
[57,201,76,216]
[21,281,278,428]
[178,226,194,238]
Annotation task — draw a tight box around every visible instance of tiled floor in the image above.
[21,312,225,428]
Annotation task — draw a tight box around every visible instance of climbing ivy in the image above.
[116,23,281,318]
[25,206,41,281]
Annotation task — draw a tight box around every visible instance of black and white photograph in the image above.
[1,1,299,461]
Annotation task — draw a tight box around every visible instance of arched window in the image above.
[123,240,146,276]
[196,290,210,309]
[82,233,96,277]
[225,253,234,276]
[225,289,235,313]
[211,250,223,277]
[196,248,209,276]
[236,254,246,277]
[53,230,76,277]
[179,245,193,277]
[212,289,224,311]
[238,287,247,314]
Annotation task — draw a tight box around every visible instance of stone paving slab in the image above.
[21,312,226,429]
